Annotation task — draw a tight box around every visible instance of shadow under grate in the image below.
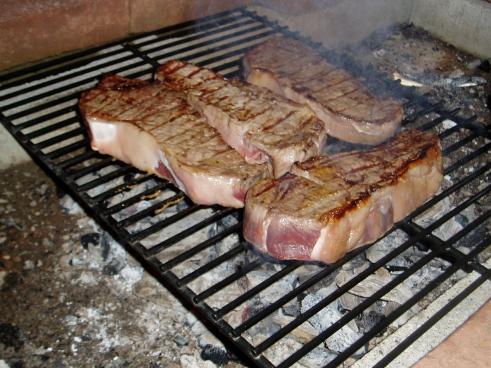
[0,7,490,368]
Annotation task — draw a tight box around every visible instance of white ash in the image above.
[54,143,485,368]
[0,271,6,289]
[432,203,478,241]
[60,194,85,215]
[263,336,303,367]
[337,268,413,305]
[102,177,159,207]
[74,165,121,187]
[365,229,409,264]
[71,307,130,353]
[59,213,144,293]
[299,346,338,368]
[250,272,298,307]
[180,354,216,368]
[138,207,215,247]
[300,286,361,354]
[442,119,457,130]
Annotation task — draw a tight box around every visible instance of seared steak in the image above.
[244,36,404,145]
[79,75,268,208]
[243,129,442,264]
[156,60,326,178]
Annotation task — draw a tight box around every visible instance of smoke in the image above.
[251,0,411,49]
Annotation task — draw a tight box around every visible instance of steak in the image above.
[243,129,442,264]
[156,60,327,178]
[244,36,404,145]
[79,75,268,208]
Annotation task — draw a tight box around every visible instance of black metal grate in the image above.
[1,7,490,367]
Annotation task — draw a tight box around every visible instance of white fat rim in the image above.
[310,227,328,261]
[158,152,186,193]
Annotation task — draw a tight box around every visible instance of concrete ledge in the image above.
[411,0,491,58]
[0,125,30,170]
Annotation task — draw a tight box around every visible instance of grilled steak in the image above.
[79,75,268,208]
[244,36,404,145]
[156,60,326,178]
[244,129,442,264]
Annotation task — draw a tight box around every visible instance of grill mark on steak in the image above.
[243,129,443,264]
[244,36,404,145]
[156,60,326,178]
[262,110,295,131]
[79,75,269,208]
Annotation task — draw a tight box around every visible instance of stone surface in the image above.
[413,300,491,368]
[0,162,243,368]
[411,0,491,58]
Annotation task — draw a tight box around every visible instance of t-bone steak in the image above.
[243,129,442,264]
[79,75,268,208]
[156,60,326,178]
[244,36,404,145]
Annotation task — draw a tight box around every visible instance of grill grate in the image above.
[1,7,490,367]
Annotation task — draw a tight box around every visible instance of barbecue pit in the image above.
[0,2,490,367]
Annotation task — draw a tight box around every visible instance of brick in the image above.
[129,0,250,34]
[0,0,129,70]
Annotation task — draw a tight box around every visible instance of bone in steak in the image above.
[243,129,442,264]
[156,60,327,178]
[79,75,268,208]
[244,36,404,145]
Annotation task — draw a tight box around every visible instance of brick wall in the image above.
[0,0,249,71]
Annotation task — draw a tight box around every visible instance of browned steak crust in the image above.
[156,60,326,178]
[79,75,269,208]
[243,129,442,264]
[244,36,404,145]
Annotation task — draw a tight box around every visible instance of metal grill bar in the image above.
[144,207,238,254]
[231,247,368,336]
[103,182,173,214]
[372,275,487,368]
[178,244,246,286]
[76,166,136,191]
[193,259,262,302]
[46,140,88,160]
[58,150,100,170]
[160,223,242,272]
[1,7,490,368]
[213,262,301,320]
[67,157,116,179]
[90,174,155,203]
[11,106,75,131]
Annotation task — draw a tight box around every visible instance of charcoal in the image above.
[200,344,230,366]
[0,322,23,350]
[100,233,111,261]
[478,60,490,73]
[455,213,469,227]
[123,172,138,183]
[174,333,189,347]
[80,233,100,249]
[207,212,239,238]
[102,258,125,276]
[282,302,300,317]
[356,311,385,334]
[7,360,24,368]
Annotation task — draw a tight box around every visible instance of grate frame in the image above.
[1,7,490,368]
